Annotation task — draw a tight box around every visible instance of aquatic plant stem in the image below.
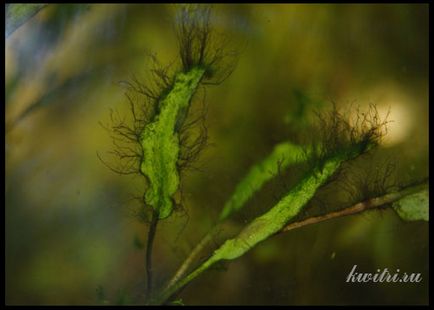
[165,226,219,291]
[145,210,159,298]
[152,254,218,305]
[280,180,428,234]
[140,67,206,299]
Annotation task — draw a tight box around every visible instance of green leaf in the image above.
[392,189,429,221]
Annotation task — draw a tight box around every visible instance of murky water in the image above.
[5,4,429,305]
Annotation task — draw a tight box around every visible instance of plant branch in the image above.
[155,179,428,305]
[165,226,220,291]
[279,180,428,234]
[145,209,159,298]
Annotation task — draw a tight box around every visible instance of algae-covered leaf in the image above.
[140,67,205,219]
[219,141,307,221]
[392,189,429,221]
[213,155,343,261]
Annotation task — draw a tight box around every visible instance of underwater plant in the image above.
[98,5,428,305]
[99,5,238,299]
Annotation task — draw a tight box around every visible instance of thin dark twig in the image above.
[145,209,160,299]
[279,180,428,234]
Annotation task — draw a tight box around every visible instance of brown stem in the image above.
[145,209,159,298]
[279,180,428,234]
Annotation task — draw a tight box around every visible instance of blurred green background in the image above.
[5,4,428,305]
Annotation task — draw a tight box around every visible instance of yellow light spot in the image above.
[356,82,415,147]
[377,102,412,147]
